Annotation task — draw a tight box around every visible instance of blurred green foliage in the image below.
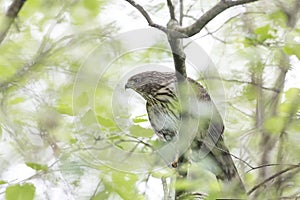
[0,0,299,199]
[5,183,35,200]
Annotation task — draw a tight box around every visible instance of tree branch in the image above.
[0,5,70,93]
[167,19,187,78]
[247,164,300,195]
[0,0,26,45]
[124,0,168,33]
[161,177,170,200]
[166,0,176,20]
[197,76,281,93]
[177,0,260,37]
[179,0,183,25]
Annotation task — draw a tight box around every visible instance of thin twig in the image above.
[227,102,253,118]
[245,163,297,173]
[183,11,265,48]
[124,0,168,33]
[185,3,195,17]
[247,164,300,195]
[0,159,60,195]
[91,180,103,198]
[177,0,260,37]
[179,0,183,25]
[197,76,281,93]
[206,11,265,35]
[204,26,227,43]
[0,3,69,93]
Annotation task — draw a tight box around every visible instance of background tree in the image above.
[0,0,300,200]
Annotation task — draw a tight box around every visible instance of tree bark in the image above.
[0,0,26,45]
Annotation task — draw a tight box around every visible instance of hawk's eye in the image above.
[134,78,141,83]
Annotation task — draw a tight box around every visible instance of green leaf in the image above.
[70,0,106,24]
[129,125,154,138]
[151,168,174,178]
[69,138,77,144]
[97,115,116,128]
[74,92,89,108]
[279,88,300,114]
[81,110,97,126]
[279,101,293,114]
[0,180,7,185]
[99,170,143,200]
[8,97,26,105]
[111,171,142,200]
[0,65,17,80]
[56,103,74,115]
[264,116,285,134]
[269,10,288,27]
[254,24,273,43]
[243,85,257,101]
[243,36,258,47]
[91,191,109,200]
[132,115,148,123]
[82,0,99,16]
[290,120,300,133]
[283,44,300,60]
[25,162,48,171]
[5,183,35,200]
[59,161,84,176]
[57,85,74,115]
[285,88,300,100]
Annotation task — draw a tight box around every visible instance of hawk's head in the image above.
[125,71,176,100]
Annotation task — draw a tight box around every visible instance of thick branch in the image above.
[0,0,26,45]
[124,0,168,33]
[167,19,186,78]
[124,0,260,78]
[124,0,187,38]
[177,0,259,37]
[124,0,188,77]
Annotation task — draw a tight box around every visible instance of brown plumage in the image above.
[125,71,245,193]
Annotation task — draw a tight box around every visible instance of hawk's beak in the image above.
[125,82,129,90]
[125,81,134,90]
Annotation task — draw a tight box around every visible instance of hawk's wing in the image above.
[187,78,240,181]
